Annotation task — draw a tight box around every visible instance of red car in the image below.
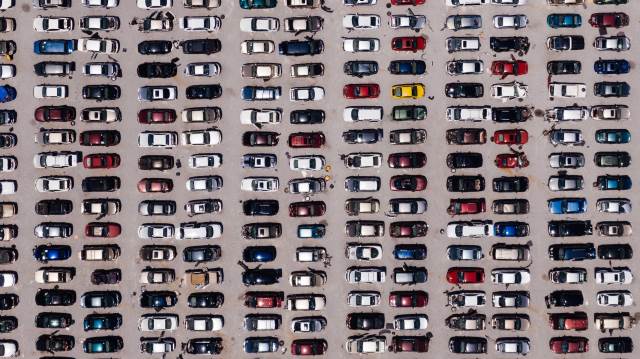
[388,152,426,168]
[447,267,485,284]
[389,291,428,308]
[588,13,629,28]
[244,292,283,308]
[79,130,121,147]
[289,201,326,217]
[35,106,76,122]
[288,132,325,148]
[390,175,427,191]
[291,339,327,356]
[83,153,121,169]
[391,36,426,52]
[85,222,121,238]
[138,109,177,124]
[492,129,528,145]
[495,153,529,168]
[548,313,588,331]
[137,178,173,193]
[549,337,588,354]
[491,60,528,76]
[391,0,425,4]
[390,221,428,238]
[343,84,380,99]
[447,198,486,215]
[392,336,428,353]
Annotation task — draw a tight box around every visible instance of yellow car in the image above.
[391,83,425,99]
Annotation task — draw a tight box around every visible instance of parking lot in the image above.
[0,0,638,357]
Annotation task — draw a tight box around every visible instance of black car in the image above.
[243,246,277,262]
[81,291,121,308]
[449,337,487,354]
[0,110,16,125]
[181,39,221,54]
[342,129,383,144]
[547,35,585,51]
[599,337,632,353]
[446,152,483,169]
[548,290,584,307]
[598,244,633,260]
[594,81,630,98]
[183,245,222,262]
[242,268,282,286]
[186,338,223,355]
[490,36,530,53]
[493,177,528,192]
[91,269,121,285]
[548,220,593,237]
[35,199,72,216]
[547,60,581,75]
[243,131,279,146]
[279,39,324,56]
[446,314,486,330]
[346,313,385,330]
[83,336,123,354]
[35,289,75,306]
[81,177,120,192]
[187,292,223,308]
[140,291,178,308]
[83,313,122,331]
[290,109,325,124]
[0,134,16,148]
[344,61,378,77]
[447,175,485,192]
[137,62,177,78]
[0,294,17,310]
[0,316,16,333]
[548,244,596,261]
[138,155,174,171]
[594,151,631,167]
[0,247,17,264]
[242,154,277,168]
[492,107,530,123]
[445,83,483,98]
[186,84,222,99]
[35,312,73,329]
[36,334,74,352]
[82,85,121,101]
[138,40,173,55]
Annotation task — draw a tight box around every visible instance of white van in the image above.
[447,106,491,121]
[491,244,530,261]
[343,107,383,122]
[545,106,588,122]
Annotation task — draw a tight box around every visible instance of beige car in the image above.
[491,314,530,330]
[188,268,223,288]
[241,63,282,80]
[0,203,16,218]
[594,313,634,331]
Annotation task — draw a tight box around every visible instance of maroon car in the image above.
[390,175,427,191]
[244,291,284,308]
[291,339,327,356]
[137,178,173,193]
[446,128,487,145]
[389,291,428,308]
[85,222,121,238]
[390,221,428,238]
[392,336,429,353]
[35,106,76,122]
[80,130,121,147]
[138,109,177,124]
[243,131,279,147]
[447,198,486,215]
[289,201,326,217]
[83,153,120,169]
[288,132,325,148]
[548,312,588,331]
[588,12,629,28]
[388,152,426,168]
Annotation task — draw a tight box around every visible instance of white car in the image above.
[389,15,426,30]
[446,60,484,75]
[0,341,16,358]
[344,153,382,169]
[597,291,633,307]
[548,82,587,98]
[184,0,220,8]
[33,85,67,99]
[594,36,630,51]
[138,131,178,148]
[491,0,526,4]
[240,109,281,126]
[447,0,486,5]
[138,314,179,331]
[138,86,177,101]
[83,108,120,123]
[595,268,632,284]
[347,291,380,307]
[0,0,13,10]
[591,105,630,121]
[448,291,486,307]
[393,314,428,330]
[0,180,15,195]
[241,40,275,54]
[493,15,527,29]
[0,65,14,79]
[180,16,221,32]
[286,295,326,311]
[240,17,279,32]
[346,244,383,261]
[188,154,222,168]
[597,199,631,214]
[491,82,528,100]
[181,129,221,146]
[82,0,118,7]
[82,62,119,78]
[343,38,380,52]
[35,176,72,192]
[549,129,584,146]
[35,268,73,284]
[186,315,223,331]
[549,268,586,284]
[343,14,380,29]
[139,18,172,32]
[137,0,172,8]
[138,224,175,239]
[491,269,530,284]
[242,63,281,79]
[34,223,72,239]
[182,107,220,123]
[33,151,81,168]
[492,292,529,308]
[447,37,481,52]
[185,176,222,192]
[240,177,279,192]
[82,199,120,216]
[177,222,222,240]
[290,86,324,101]
[345,267,385,284]
[290,317,325,333]
[289,155,325,171]
[33,16,73,32]
[184,62,221,77]
[0,157,15,173]
[496,339,530,355]
[77,38,120,54]
[346,337,386,354]
[0,272,16,287]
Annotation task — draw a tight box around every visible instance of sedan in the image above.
[491,60,528,76]
[391,36,426,52]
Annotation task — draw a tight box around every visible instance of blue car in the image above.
[594,59,630,74]
[548,198,587,214]
[388,60,426,75]
[547,14,582,28]
[595,129,631,144]
[239,0,277,9]
[242,246,276,262]
[83,314,122,331]
[0,85,16,103]
[33,244,72,262]
[393,244,427,260]
[34,39,75,55]
[596,175,632,190]
[297,224,325,239]
[494,222,529,237]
